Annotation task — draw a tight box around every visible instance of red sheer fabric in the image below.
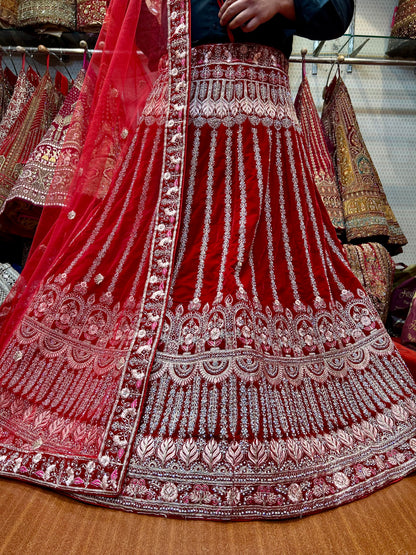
[0,0,190,495]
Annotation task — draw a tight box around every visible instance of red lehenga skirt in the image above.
[1,43,416,520]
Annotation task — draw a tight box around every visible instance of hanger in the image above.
[301,48,307,80]
[323,54,344,98]
[79,40,90,71]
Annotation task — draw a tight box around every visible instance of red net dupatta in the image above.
[0,0,191,495]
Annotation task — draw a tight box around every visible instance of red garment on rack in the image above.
[1,69,85,237]
[0,71,62,233]
[0,67,39,148]
[294,69,344,234]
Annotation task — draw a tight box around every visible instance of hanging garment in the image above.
[1,69,85,235]
[402,292,416,350]
[0,263,19,305]
[0,0,415,522]
[18,0,76,31]
[391,0,416,39]
[0,66,39,148]
[387,267,416,337]
[0,71,63,234]
[387,0,416,58]
[0,0,18,28]
[77,0,107,31]
[0,65,14,121]
[343,243,395,323]
[321,75,407,255]
[294,68,345,235]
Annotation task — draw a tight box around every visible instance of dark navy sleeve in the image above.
[293,0,355,40]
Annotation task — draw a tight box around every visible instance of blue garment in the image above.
[191,0,355,57]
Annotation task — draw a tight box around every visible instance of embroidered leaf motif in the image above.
[391,404,409,423]
[361,421,378,441]
[33,411,51,431]
[312,437,326,456]
[376,413,395,433]
[157,438,176,466]
[0,393,12,410]
[248,439,268,467]
[137,436,155,463]
[22,405,37,422]
[179,439,199,469]
[300,438,315,459]
[351,424,366,443]
[405,399,416,415]
[48,417,66,436]
[270,439,286,466]
[61,423,74,440]
[337,429,354,449]
[324,433,341,453]
[286,438,303,462]
[9,399,24,417]
[73,424,87,443]
[202,439,222,470]
[84,428,99,448]
[225,441,244,468]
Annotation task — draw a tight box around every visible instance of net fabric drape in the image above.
[0,0,189,497]
[0,0,415,521]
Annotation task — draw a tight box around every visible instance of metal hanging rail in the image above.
[290,55,416,67]
[0,44,415,67]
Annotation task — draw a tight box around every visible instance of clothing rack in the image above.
[290,55,416,67]
[0,44,415,67]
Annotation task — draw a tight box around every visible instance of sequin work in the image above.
[0,42,415,521]
[73,45,416,518]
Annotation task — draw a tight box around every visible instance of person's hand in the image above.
[219,0,296,33]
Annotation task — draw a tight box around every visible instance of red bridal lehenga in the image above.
[0,0,416,520]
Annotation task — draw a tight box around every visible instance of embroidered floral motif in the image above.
[151,292,394,386]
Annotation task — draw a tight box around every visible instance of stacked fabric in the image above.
[0,0,107,30]
[0,0,18,28]
[391,0,416,39]
[77,0,107,31]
